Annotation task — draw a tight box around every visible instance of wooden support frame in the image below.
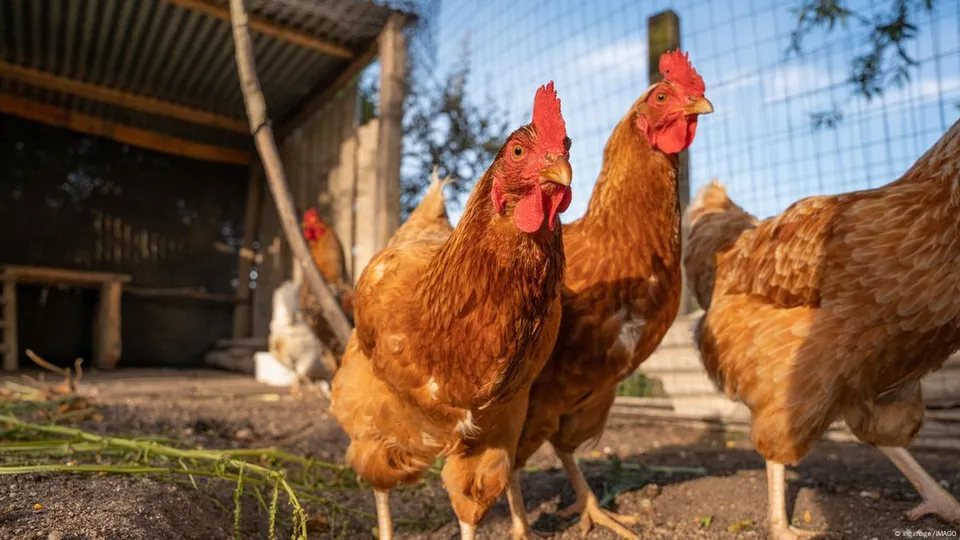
[0,266,132,371]
[165,0,353,58]
[0,60,248,133]
[233,166,265,338]
[0,94,251,165]
[277,41,380,141]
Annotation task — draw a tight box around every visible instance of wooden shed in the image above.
[0,0,408,370]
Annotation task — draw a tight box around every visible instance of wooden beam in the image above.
[165,0,353,58]
[0,60,248,133]
[233,166,265,338]
[1,265,132,286]
[374,14,407,250]
[277,41,379,141]
[125,285,244,304]
[0,94,251,165]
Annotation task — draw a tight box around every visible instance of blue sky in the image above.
[427,0,960,223]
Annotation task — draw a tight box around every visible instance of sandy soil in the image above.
[1,370,959,540]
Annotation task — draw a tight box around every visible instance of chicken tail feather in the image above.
[684,179,758,309]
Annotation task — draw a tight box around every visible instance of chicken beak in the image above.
[540,157,573,187]
[684,96,714,116]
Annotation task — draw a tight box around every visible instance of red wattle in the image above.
[547,187,571,231]
[514,183,545,233]
[653,118,689,154]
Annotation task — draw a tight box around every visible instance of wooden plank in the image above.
[277,41,379,141]
[165,0,353,58]
[2,280,17,371]
[648,10,696,315]
[94,282,123,370]
[0,94,251,165]
[233,166,265,338]
[125,285,243,304]
[0,60,248,133]
[374,14,407,251]
[1,265,132,286]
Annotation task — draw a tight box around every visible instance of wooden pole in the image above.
[94,281,123,369]
[2,279,17,371]
[227,0,352,355]
[374,14,407,250]
[648,10,695,315]
[233,166,264,338]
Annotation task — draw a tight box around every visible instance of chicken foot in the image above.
[878,446,960,525]
[506,472,546,540]
[374,489,393,540]
[556,450,640,540]
[766,461,825,540]
[458,520,476,540]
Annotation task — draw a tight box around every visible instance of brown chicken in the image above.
[298,208,354,337]
[329,82,573,540]
[685,119,960,539]
[507,50,714,540]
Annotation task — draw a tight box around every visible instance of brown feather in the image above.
[330,124,567,528]
[688,118,960,465]
[516,104,684,465]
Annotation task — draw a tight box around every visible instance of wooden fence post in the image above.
[374,14,407,251]
[648,10,696,315]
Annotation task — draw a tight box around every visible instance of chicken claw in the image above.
[769,525,825,540]
[566,496,641,539]
[507,473,549,540]
[905,492,960,524]
[879,446,960,525]
[556,451,640,540]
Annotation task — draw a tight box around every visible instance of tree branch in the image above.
[227,0,351,357]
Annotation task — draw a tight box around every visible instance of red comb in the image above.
[303,208,319,221]
[659,49,705,95]
[532,81,566,151]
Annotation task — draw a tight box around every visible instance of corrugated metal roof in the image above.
[0,0,396,152]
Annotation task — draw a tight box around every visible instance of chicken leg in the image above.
[878,446,960,524]
[374,489,393,540]
[507,472,545,540]
[766,461,824,540]
[458,520,476,540]
[556,450,640,540]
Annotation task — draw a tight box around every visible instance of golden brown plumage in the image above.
[298,209,354,329]
[330,83,574,540]
[389,167,454,247]
[686,118,960,538]
[508,50,714,540]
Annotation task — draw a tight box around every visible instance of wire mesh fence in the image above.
[426,0,960,405]
[435,0,960,220]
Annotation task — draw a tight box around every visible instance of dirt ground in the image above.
[1,370,959,540]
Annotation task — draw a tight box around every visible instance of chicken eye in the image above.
[513,146,524,158]
[655,93,667,102]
